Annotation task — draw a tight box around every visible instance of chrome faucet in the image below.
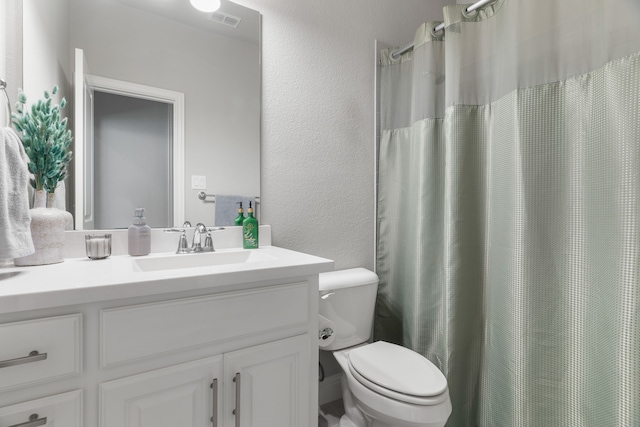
[191,223,210,253]
[164,222,224,254]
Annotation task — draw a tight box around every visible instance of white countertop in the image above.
[0,246,334,315]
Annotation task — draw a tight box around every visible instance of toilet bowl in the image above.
[319,269,452,427]
[333,342,452,427]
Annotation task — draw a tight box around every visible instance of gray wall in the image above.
[93,92,171,229]
[236,0,452,270]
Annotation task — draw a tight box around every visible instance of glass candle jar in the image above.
[85,234,112,260]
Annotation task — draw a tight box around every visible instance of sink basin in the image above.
[0,272,22,281]
[133,250,276,272]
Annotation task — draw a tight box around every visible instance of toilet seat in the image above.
[347,341,449,406]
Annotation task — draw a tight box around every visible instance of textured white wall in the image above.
[22,0,70,108]
[234,0,452,269]
[1,1,22,120]
[0,4,5,123]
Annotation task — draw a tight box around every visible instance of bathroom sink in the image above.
[132,250,275,272]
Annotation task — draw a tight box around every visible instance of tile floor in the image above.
[318,398,345,427]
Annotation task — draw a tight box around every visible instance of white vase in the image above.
[53,181,74,230]
[14,191,66,266]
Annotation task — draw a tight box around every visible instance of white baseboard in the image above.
[319,373,343,406]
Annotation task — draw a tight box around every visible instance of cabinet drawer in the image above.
[0,314,82,391]
[101,282,309,367]
[0,390,82,427]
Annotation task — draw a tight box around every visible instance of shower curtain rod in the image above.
[390,0,496,60]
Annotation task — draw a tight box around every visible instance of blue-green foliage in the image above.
[12,86,73,193]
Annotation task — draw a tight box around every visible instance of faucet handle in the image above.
[164,228,190,254]
[176,230,190,254]
[163,228,184,233]
[200,227,223,252]
[202,232,215,252]
[191,223,208,253]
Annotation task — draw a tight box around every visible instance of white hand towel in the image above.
[0,127,35,259]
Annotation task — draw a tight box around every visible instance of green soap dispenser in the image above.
[234,202,245,226]
[242,201,259,249]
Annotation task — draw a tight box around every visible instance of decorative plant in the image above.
[12,86,73,193]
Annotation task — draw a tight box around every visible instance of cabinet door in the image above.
[224,335,310,427]
[100,356,223,427]
[0,390,82,427]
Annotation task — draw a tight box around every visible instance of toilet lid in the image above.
[348,341,448,398]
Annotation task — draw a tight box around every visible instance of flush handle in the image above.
[319,327,334,341]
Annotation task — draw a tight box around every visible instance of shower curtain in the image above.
[375,1,640,426]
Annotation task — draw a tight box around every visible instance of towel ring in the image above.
[0,78,12,127]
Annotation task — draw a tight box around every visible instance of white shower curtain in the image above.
[375,1,640,426]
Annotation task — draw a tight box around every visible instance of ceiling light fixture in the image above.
[190,0,221,13]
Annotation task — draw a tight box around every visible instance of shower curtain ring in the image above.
[431,23,445,39]
[462,6,479,19]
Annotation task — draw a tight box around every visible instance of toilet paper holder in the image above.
[319,327,334,341]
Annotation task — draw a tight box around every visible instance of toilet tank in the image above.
[319,268,379,351]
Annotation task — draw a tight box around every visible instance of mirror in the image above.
[22,0,261,229]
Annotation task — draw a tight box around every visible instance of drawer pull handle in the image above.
[0,351,47,369]
[210,379,218,426]
[8,413,47,427]
[232,372,241,427]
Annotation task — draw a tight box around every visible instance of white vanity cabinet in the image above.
[0,245,333,427]
[98,283,311,427]
[0,281,316,427]
[100,335,309,427]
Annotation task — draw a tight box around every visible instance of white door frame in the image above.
[84,74,185,228]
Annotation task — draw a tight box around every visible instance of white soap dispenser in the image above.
[128,208,151,256]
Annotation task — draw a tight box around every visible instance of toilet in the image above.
[319,268,452,427]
